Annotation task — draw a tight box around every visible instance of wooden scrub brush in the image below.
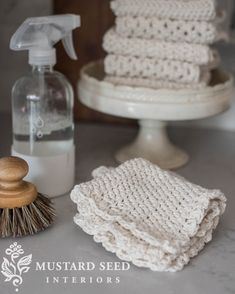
[0,156,55,238]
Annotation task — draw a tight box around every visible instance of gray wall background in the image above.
[0,0,235,131]
[0,0,52,112]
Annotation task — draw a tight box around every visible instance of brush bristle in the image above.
[0,194,55,238]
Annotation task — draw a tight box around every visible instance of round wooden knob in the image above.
[0,156,37,209]
[0,156,29,185]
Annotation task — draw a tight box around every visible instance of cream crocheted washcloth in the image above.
[71,158,226,272]
[103,28,219,65]
[104,54,212,84]
[105,75,210,90]
[111,0,217,21]
[115,17,219,45]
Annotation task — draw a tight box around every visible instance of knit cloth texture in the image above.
[102,0,222,90]
[103,28,219,65]
[104,54,212,84]
[115,17,219,45]
[71,158,226,272]
[111,0,217,21]
[105,75,210,90]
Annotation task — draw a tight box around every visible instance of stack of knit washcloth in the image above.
[103,0,223,90]
[71,158,226,272]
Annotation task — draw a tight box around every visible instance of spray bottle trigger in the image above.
[62,32,77,60]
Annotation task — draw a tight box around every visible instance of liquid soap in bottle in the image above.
[10,14,80,197]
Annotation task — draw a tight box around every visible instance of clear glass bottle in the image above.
[12,65,74,157]
[10,14,80,197]
[11,64,75,197]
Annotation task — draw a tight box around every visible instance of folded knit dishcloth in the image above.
[115,17,219,45]
[104,54,212,84]
[105,75,210,90]
[71,158,226,272]
[111,0,217,21]
[103,28,219,65]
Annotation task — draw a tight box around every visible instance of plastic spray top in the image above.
[10,14,80,66]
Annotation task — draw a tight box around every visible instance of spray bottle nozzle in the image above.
[10,14,80,65]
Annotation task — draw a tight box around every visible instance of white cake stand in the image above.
[78,61,233,169]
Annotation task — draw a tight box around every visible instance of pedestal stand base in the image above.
[79,62,233,169]
[115,120,189,169]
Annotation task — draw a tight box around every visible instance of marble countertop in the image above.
[0,112,234,294]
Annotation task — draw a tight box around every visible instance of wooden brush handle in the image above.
[0,157,37,208]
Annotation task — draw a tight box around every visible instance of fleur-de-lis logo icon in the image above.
[1,242,32,292]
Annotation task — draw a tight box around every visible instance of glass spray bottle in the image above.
[10,14,80,197]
